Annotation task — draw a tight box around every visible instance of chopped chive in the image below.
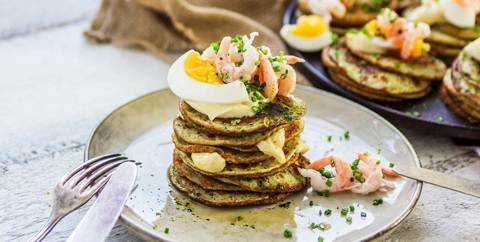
[376,160,381,165]
[373,198,384,206]
[326,135,332,142]
[389,162,395,168]
[344,131,350,140]
[349,205,355,213]
[346,216,352,224]
[324,209,332,216]
[340,208,349,216]
[309,223,316,230]
[279,202,291,208]
[318,236,324,242]
[325,179,333,187]
[164,227,170,234]
[309,201,314,206]
[283,229,293,238]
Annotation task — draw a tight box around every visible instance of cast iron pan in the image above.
[283,0,480,140]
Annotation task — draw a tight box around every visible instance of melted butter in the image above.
[186,100,255,120]
[191,152,226,173]
[256,128,286,163]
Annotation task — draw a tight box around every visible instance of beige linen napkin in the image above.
[84,0,310,84]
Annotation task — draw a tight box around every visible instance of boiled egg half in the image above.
[280,15,334,52]
[167,50,250,104]
[440,0,478,28]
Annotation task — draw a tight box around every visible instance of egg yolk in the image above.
[411,40,430,58]
[290,15,326,37]
[184,51,223,85]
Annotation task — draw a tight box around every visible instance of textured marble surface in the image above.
[0,3,479,242]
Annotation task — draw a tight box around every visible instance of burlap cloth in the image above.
[84,0,310,85]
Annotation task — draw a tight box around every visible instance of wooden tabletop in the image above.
[0,1,479,241]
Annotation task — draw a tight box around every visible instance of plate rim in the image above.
[84,86,423,242]
[283,0,480,140]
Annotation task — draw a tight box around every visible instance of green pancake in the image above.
[349,47,446,81]
[427,30,469,47]
[168,166,293,207]
[454,52,480,88]
[179,96,306,136]
[173,117,304,147]
[175,137,300,178]
[434,24,480,41]
[216,155,309,193]
[322,44,431,100]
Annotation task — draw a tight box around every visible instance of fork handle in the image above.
[29,214,64,242]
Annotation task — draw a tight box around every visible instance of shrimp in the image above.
[401,22,430,59]
[299,156,353,192]
[213,34,260,83]
[276,64,297,96]
[258,52,278,99]
[350,153,395,194]
[282,55,305,64]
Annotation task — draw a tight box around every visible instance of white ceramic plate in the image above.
[85,86,422,242]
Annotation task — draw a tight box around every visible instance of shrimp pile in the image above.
[298,153,399,195]
[364,9,431,59]
[201,32,304,100]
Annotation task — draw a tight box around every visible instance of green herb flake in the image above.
[349,205,355,213]
[406,111,421,117]
[373,198,384,206]
[389,162,395,168]
[318,236,324,242]
[210,41,220,53]
[325,179,333,187]
[164,227,170,234]
[340,207,349,216]
[326,135,333,142]
[331,33,339,44]
[376,160,381,165]
[309,223,316,230]
[324,209,332,216]
[346,216,353,224]
[279,201,291,208]
[283,229,293,238]
[152,224,158,230]
[309,201,314,206]
[343,130,350,140]
[437,116,445,123]
[230,119,241,125]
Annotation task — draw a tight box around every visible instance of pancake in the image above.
[350,49,446,81]
[175,137,300,178]
[168,166,293,207]
[454,53,480,88]
[173,156,243,191]
[322,44,431,101]
[173,117,304,147]
[327,69,406,102]
[441,69,480,121]
[427,30,469,47]
[216,155,309,193]
[179,96,306,136]
[172,134,269,164]
[433,24,480,41]
[429,42,463,59]
[174,154,308,193]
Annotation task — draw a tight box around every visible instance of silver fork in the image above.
[29,153,134,242]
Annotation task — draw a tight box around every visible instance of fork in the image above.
[29,153,134,242]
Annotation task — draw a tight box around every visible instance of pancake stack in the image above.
[440,52,480,122]
[322,42,446,102]
[298,0,398,35]
[426,22,480,61]
[168,96,310,207]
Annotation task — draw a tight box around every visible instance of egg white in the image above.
[464,38,480,62]
[280,25,333,52]
[440,0,476,28]
[167,50,250,104]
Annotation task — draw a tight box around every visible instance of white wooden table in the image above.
[1,1,479,241]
